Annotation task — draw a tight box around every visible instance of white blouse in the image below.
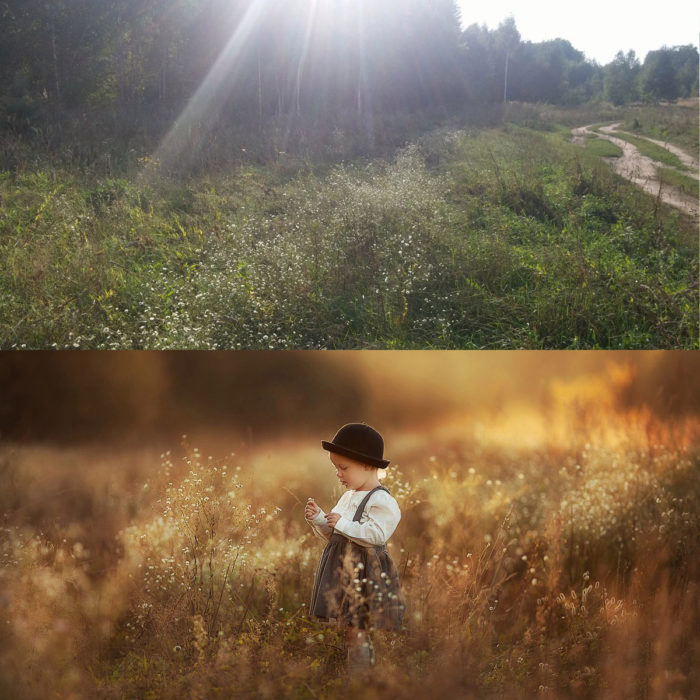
[306,488,401,547]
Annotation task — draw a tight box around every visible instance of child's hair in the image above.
[321,423,390,469]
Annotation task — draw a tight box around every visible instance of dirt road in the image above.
[571,123,698,218]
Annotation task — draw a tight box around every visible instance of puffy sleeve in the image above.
[306,508,332,541]
[333,493,401,547]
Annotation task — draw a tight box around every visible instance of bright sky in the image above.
[456,0,699,64]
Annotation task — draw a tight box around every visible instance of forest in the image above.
[1,0,697,168]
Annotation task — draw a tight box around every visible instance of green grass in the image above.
[608,131,688,169]
[0,109,697,350]
[584,136,623,158]
[657,167,700,199]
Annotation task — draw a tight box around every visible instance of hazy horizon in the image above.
[457,0,699,64]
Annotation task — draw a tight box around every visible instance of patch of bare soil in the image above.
[571,123,698,218]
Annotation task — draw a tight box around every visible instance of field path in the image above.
[610,128,699,174]
[571,122,698,218]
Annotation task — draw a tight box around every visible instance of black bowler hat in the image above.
[321,423,390,468]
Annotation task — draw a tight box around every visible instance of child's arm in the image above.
[332,496,401,547]
[305,497,332,540]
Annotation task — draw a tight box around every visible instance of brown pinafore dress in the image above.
[309,486,405,630]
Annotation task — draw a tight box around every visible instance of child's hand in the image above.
[305,497,320,519]
[325,513,341,528]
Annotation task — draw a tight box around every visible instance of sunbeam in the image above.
[144,0,268,176]
[277,0,320,150]
[295,0,319,117]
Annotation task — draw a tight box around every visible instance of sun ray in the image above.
[355,0,375,149]
[144,0,268,176]
[270,0,320,154]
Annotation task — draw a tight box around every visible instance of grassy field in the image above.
[0,103,697,349]
[1,359,698,698]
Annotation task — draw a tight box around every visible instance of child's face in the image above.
[329,452,376,491]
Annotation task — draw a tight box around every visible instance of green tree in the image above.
[641,49,677,101]
[672,45,700,97]
[603,50,640,105]
[461,23,499,103]
[641,45,698,101]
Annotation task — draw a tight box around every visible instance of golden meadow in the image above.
[1,353,698,698]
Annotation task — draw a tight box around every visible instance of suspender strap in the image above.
[352,485,389,522]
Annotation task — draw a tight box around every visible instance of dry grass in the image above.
[1,377,698,698]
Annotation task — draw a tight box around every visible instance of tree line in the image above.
[602,46,699,105]
[1,1,697,155]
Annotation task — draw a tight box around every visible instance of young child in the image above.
[304,422,405,671]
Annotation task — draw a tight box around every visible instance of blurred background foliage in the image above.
[1,351,697,445]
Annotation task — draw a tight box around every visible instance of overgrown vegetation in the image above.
[1,103,697,349]
[622,103,700,158]
[1,370,698,698]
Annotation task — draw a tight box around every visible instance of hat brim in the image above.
[321,440,390,469]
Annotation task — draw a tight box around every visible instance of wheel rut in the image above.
[571,122,698,218]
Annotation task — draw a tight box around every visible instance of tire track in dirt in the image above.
[611,129,699,175]
[571,122,698,218]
